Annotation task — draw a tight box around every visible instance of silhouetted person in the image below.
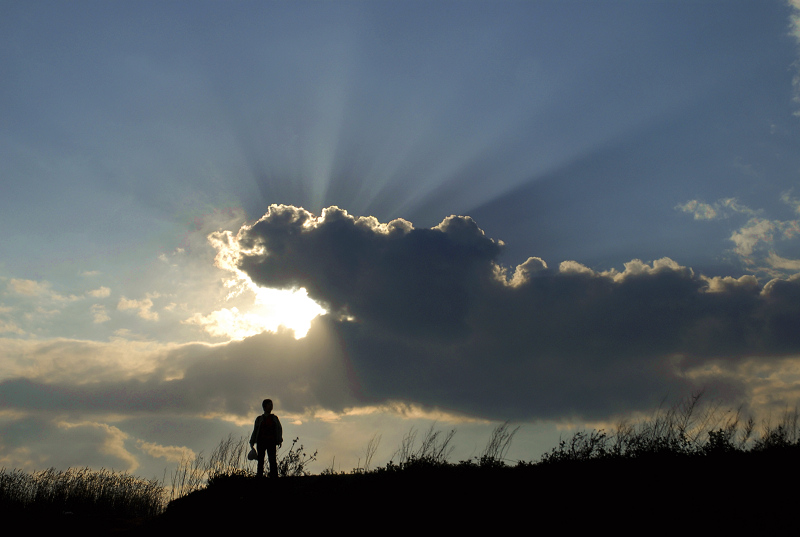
[250,399,283,478]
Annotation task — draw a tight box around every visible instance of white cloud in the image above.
[0,320,25,335]
[91,304,110,324]
[57,420,139,473]
[118,296,158,321]
[675,199,719,220]
[719,197,758,216]
[598,257,687,282]
[503,256,547,287]
[680,196,800,275]
[791,1,800,42]
[184,307,270,340]
[136,440,194,463]
[700,274,759,293]
[7,279,79,301]
[790,0,800,110]
[676,197,758,222]
[8,279,46,295]
[88,286,111,298]
[676,197,759,221]
[781,190,800,214]
[558,260,594,274]
[730,217,776,257]
[766,251,800,271]
[0,336,173,384]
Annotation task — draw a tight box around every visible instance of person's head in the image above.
[262,399,273,413]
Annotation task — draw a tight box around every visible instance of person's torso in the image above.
[258,414,277,443]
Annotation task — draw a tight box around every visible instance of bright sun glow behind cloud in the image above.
[251,286,326,339]
[185,284,326,341]
[182,227,327,341]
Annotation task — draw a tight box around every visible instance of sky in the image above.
[3,0,800,480]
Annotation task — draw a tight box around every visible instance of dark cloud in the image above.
[4,206,800,425]
[235,206,501,342]
[225,205,800,420]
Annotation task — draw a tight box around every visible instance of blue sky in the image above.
[3,0,800,479]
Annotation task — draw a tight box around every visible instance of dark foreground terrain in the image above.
[141,452,795,534]
[12,447,799,534]
[11,398,799,534]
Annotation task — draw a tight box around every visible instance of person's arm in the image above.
[250,416,261,447]
[274,415,283,447]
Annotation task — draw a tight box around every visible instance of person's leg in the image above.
[257,444,266,477]
[267,444,278,478]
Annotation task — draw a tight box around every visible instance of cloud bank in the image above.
[205,205,800,420]
[3,205,800,456]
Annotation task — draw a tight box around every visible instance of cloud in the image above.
[0,336,169,384]
[7,279,79,301]
[183,286,325,341]
[203,205,800,420]
[8,279,46,296]
[0,303,25,335]
[731,215,800,272]
[675,200,719,220]
[135,439,194,463]
[5,205,800,435]
[0,413,141,472]
[216,205,502,341]
[0,323,354,420]
[789,0,800,112]
[730,217,777,257]
[781,190,800,214]
[767,252,800,271]
[675,198,757,221]
[88,286,111,298]
[184,307,272,340]
[0,321,25,335]
[679,196,800,275]
[91,304,110,324]
[118,295,159,321]
[58,420,139,472]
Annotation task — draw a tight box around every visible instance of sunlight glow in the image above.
[251,286,327,338]
[185,287,325,340]
[204,229,327,340]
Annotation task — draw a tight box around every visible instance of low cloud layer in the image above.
[3,205,800,454]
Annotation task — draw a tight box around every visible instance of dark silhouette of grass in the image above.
[0,466,163,533]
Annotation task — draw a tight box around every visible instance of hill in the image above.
[146,451,797,534]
